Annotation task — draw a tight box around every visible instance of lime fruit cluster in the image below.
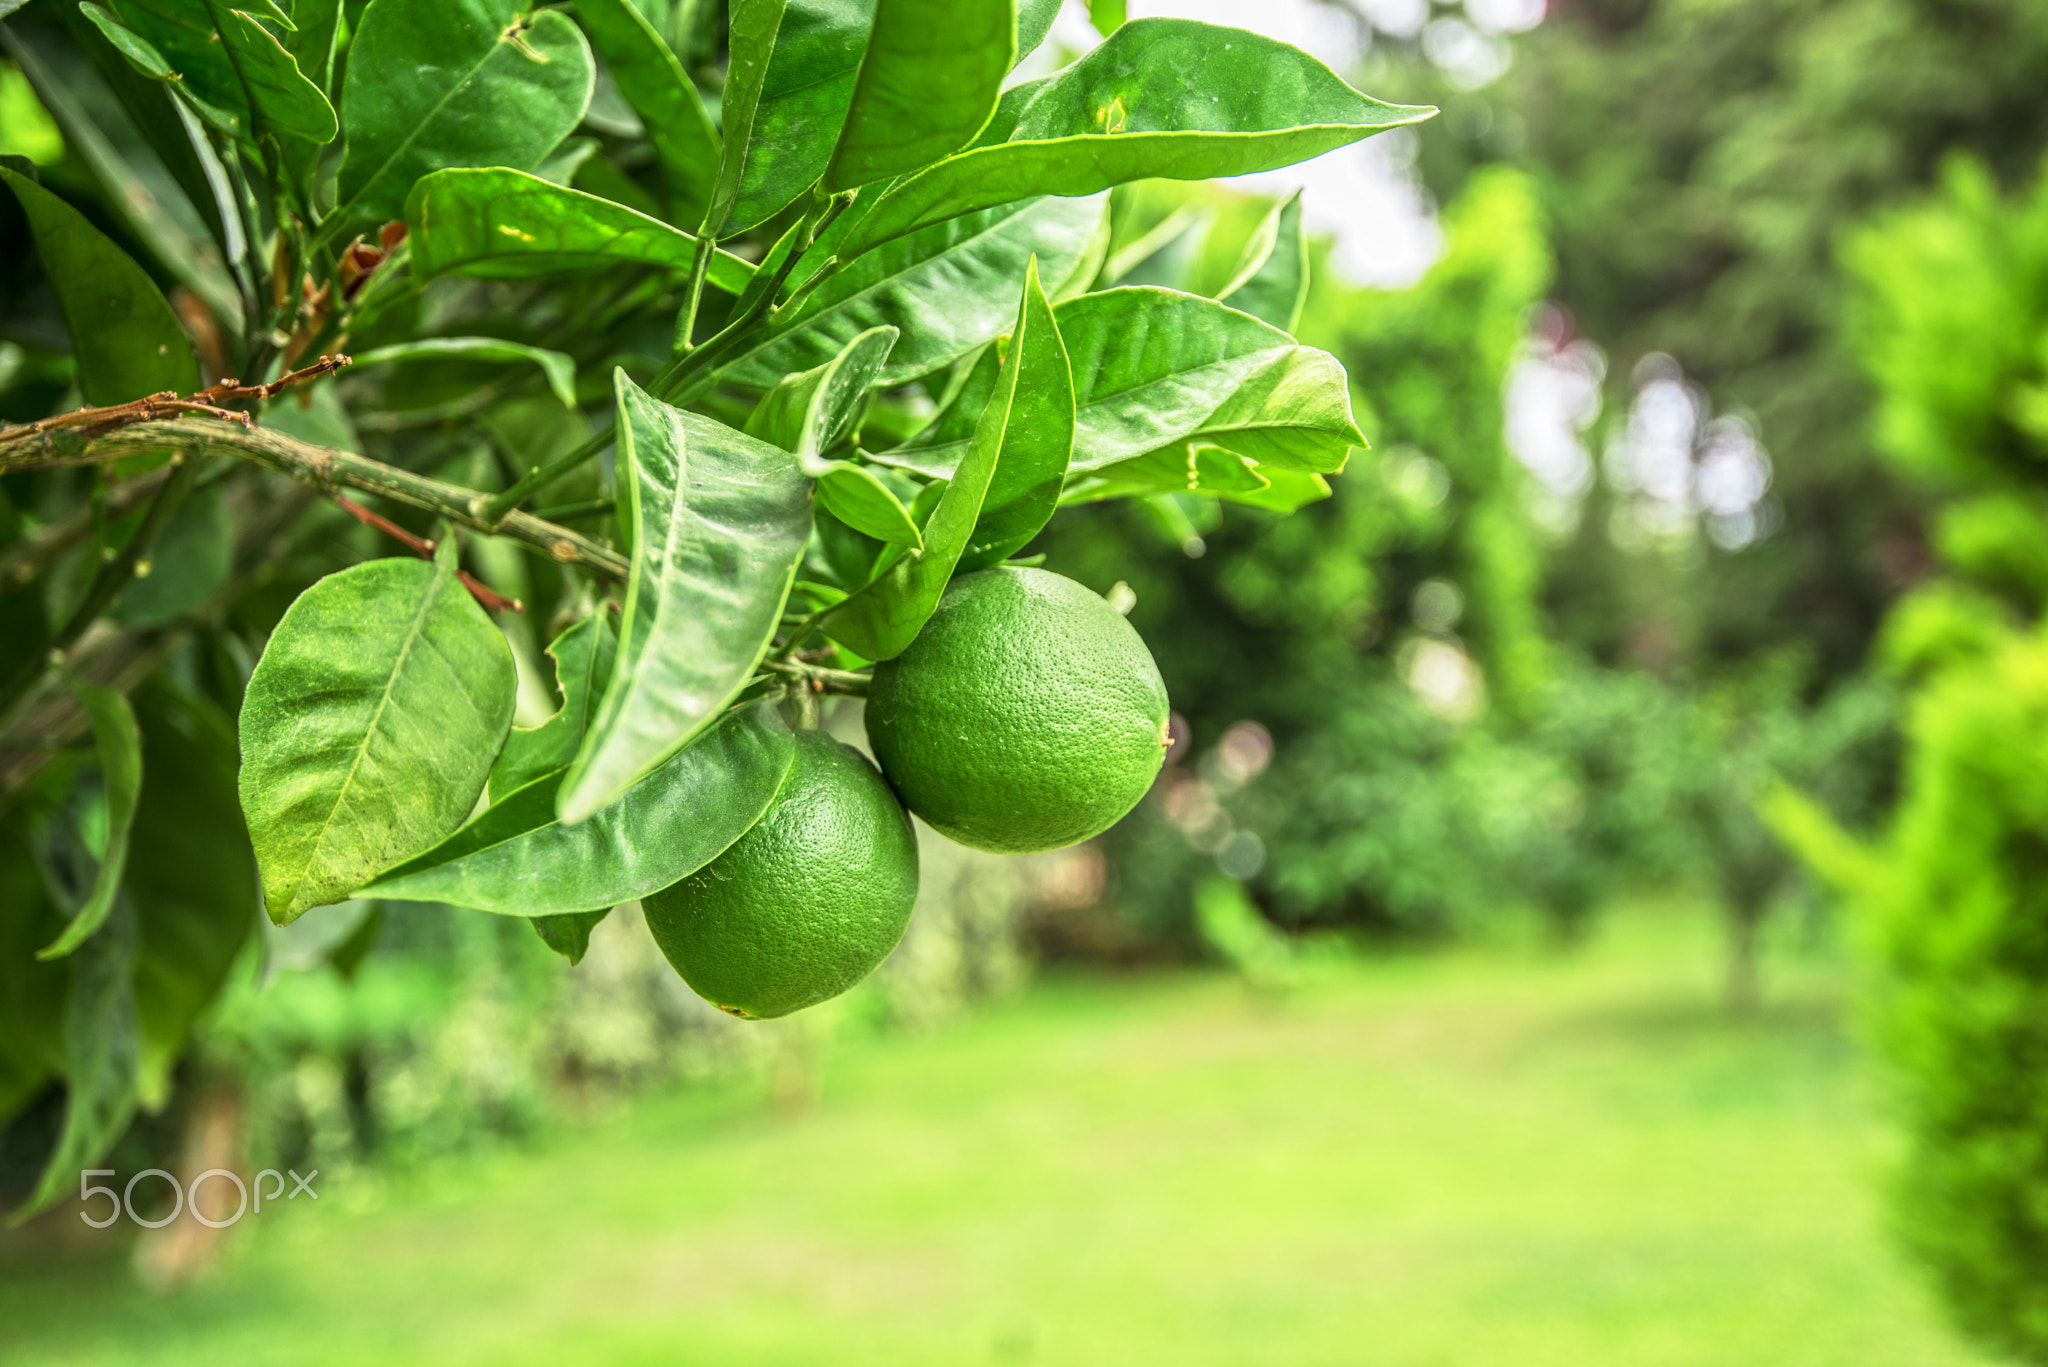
[643,730,917,1020]
[647,567,1168,1021]
[864,567,1171,854]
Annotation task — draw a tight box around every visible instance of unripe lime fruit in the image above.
[643,730,917,1019]
[864,567,1170,854]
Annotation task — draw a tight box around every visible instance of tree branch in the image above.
[0,416,629,582]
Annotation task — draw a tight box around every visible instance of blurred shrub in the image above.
[1774,151,2048,1360]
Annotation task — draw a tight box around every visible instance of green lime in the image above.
[643,730,918,1019]
[864,567,1170,854]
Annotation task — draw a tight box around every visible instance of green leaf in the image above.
[286,0,343,94]
[744,327,925,546]
[489,614,617,803]
[0,166,198,405]
[37,682,143,961]
[125,683,257,1104]
[335,0,595,227]
[213,3,336,143]
[839,19,1434,257]
[119,484,230,627]
[13,898,139,1224]
[1014,0,1062,65]
[821,258,1057,659]
[890,286,1361,478]
[720,192,1105,388]
[238,542,518,924]
[743,324,899,456]
[557,374,811,824]
[1218,188,1308,332]
[0,823,69,1123]
[957,283,1074,573]
[1086,0,1124,35]
[574,0,719,227]
[407,168,754,293]
[814,464,924,547]
[533,908,608,964]
[352,336,579,409]
[365,702,795,915]
[77,3,238,139]
[708,0,875,235]
[823,0,1012,192]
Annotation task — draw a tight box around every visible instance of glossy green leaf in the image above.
[957,281,1074,572]
[824,0,1011,192]
[1014,0,1061,65]
[97,0,253,140]
[366,702,795,915]
[97,1,334,144]
[822,259,1057,659]
[489,614,616,803]
[1219,188,1308,332]
[407,168,754,292]
[720,192,1105,388]
[744,327,924,546]
[557,374,811,824]
[575,0,719,226]
[238,543,518,924]
[839,19,1434,257]
[533,908,608,964]
[335,0,594,226]
[214,4,336,142]
[125,683,257,1104]
[0,167,197,405]
[891,286,1361,478]
[36,682,142,961]
[14,898,139,1223]
[352,336,578,410]
[743,324,899,456]
[709,0,875,234]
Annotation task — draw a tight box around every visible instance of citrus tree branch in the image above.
[0,416,628,582]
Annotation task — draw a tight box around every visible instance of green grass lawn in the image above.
[0,905,1992,1366]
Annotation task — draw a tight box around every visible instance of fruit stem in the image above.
[762,657,869,698]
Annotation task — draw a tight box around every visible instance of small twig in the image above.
[332,495,523,614]
[0,356,355,455]
[760,657,868,697]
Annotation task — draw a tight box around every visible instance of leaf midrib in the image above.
[291,562,448,914]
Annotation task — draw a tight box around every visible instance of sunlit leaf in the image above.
[824,0,1011,192]
[822,258,1060,659]
[557,374,811,824]
[720,192,1105,388]
[366,703,795,916]
[238,542,518,924]
[1218,188,1308,333]
[335,0,594,226]
[407,168,754,292]
[889,286,1361,478]
[0,166,198,405]
[839,19,1433,256]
